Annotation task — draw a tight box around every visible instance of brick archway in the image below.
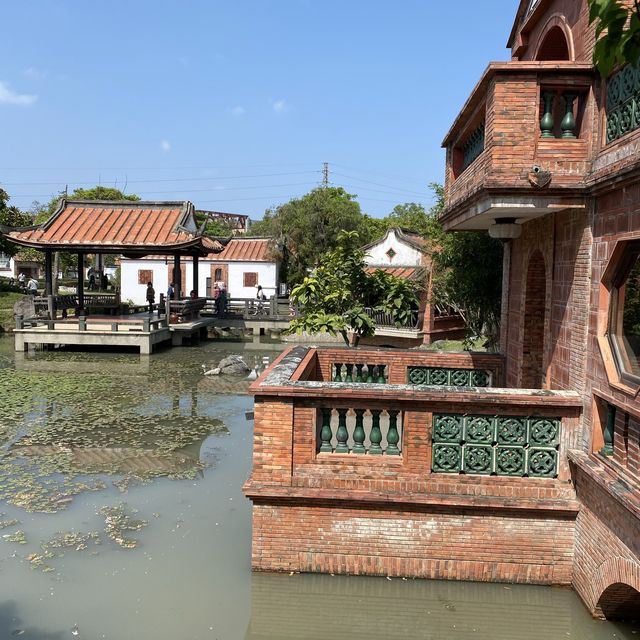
[521,250,547,388]
[587,557,640,620]
[534,15,574,61]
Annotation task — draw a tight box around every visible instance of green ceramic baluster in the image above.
[366,364,375,383]
[352,409,366,454]
[333,363,343,382]
[335,408,349,453]
[369,409,382,455]
[355,364,364,382]
[319,408,333,452]
[377,364,386,383]
[386,410,400,455]
[344,363,353,382]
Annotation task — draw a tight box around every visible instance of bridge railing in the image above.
[202,296,295,319]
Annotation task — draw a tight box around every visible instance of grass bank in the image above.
[0,291,23,332]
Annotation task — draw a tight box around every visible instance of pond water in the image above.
[0,336,637,640]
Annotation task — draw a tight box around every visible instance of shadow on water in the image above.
[0,601,66,639]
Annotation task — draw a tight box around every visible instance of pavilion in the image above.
[1,198,224,311]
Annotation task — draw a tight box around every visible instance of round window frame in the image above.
[607,239,640,387]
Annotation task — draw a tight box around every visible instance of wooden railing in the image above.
[202,297,295,319]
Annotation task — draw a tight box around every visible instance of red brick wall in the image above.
[251,501,575,585]
[571,463,640,617]
[512,0,594,63]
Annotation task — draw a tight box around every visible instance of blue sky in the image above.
[0,1,516,219]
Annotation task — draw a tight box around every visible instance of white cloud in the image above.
[272,99,288,114]
[230,105,246,116]
[160,139,171,153]
[0,81,37,106]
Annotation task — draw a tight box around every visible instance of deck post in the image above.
[173,254,182,299]
[193,255,199,296]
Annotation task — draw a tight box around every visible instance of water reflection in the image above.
[0,337,638,639]
[246,573,636,640]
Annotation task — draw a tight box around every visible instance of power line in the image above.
[1,170,320,187]
[0,162,319,171]
[331,162,430,188]
[11,181,318,199]
[331,172,427,197]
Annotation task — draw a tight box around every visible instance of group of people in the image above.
[146,281,204,314]
[16,272,39,295]
[87,266,109,291]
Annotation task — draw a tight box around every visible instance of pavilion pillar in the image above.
[193,255,199,297]
[44,250,53,296]
[77,252,85,312]
[173,254,182,298]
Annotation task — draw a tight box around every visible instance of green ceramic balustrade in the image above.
[331,363,387,383]
[317,408,402,455]
[539,91,578,139]
[461,121,485,171]
[431,413,560,477]
[407,366,491,387]
[606,62,640,143]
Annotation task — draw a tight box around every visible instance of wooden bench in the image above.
[168,298,207,322]
[34,295,79,319]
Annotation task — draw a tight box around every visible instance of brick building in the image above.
[244,0,640,620]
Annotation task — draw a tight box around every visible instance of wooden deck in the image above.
[14,311,217,354]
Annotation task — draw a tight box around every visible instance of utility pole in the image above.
[322,162,329,187]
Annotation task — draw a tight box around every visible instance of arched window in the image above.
[214,268,223,281]
[536,26,570,61]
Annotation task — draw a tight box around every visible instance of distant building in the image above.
[196,210,251,234]
[362,228,465,344]
[121,237,278,304]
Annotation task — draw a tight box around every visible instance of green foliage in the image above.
[251,187,372,286]
[69,186,140,202]
[432,230,503,350]
[589,0,640,76]
[288,230,419,346]
[0,189,32,257]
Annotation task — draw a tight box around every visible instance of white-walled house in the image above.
[120,237,278,304]
[0,252,15,280]
[362,228,465,345]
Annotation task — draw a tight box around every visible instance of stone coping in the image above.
[568,450,640,520]
[243,478,581,516]
[252,346,582,407]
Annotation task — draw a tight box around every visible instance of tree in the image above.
[589,0,640,76]
[288,230,419,347]
[251,187,372,286]
[68,186,140,202]
[29,186,140,290]
[0,189,32,257]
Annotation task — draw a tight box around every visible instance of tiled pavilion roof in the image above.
[2,199,218,256]
[206,237,271,261]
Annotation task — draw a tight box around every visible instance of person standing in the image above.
[27,276,38,295]
[146,282,155,314]
[18,272,25,291]
[167,282,175,300]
